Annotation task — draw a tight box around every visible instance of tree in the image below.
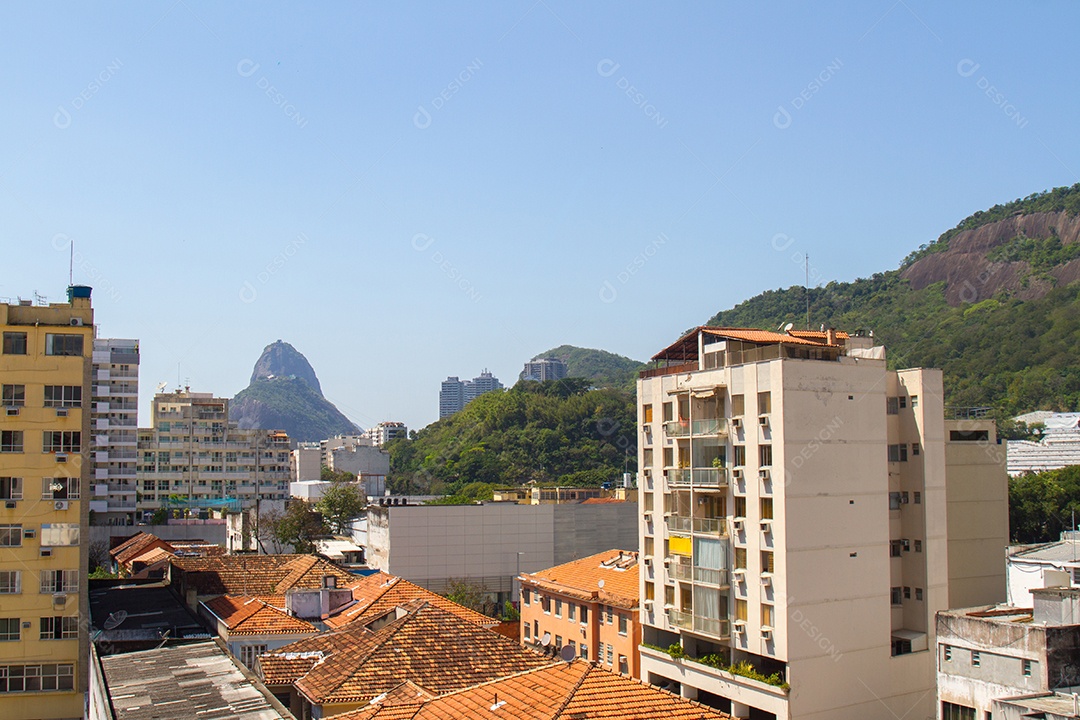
[320,466,357,483]
[260,501,327,553]
[316,481,367,534]
[443,578,497,617]
[88,540,110,573]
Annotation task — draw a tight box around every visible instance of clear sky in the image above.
[2,2,1077,430]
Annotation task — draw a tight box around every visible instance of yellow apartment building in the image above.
[0,287,93,720]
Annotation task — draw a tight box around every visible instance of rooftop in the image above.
[203,595,320,636]
[89,582,211,649]
[280,601,548,706]
[332,659,734,720]
[97,640,292,720]
[650,326,851,363]
[325,571,496,630]
[520,550,639,610]
[171,553,357,596]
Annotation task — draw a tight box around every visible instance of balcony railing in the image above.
[693,567,729,587]
[667,609,693,629]
[666,515,691,534]
[668,468,729,488]
[668,560,693,581]
[666,609,730,639]
[664,421,690,437]
[692,517,728,536]
[692,418,729,436]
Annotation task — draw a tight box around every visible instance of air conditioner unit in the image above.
[759,469,771,481]
[761,574,772,587]
[760,519,772,531]
[40,548,52,557]
[4,501,14,509]
[761,627,773,640]
[54,500,68,511]
[5,407,18,416]
[55,408,68,417]
[644,599,654,608]
[55,454,67,463]
[733,518,745,532]
[644,557,653,567]
[758,414,770,427]
[733,619,747,631]
[52,593,67,606]
[732,469,744,481]
[732,568,746,578]
[69,318,83,326]
[23,529,35,539]
[731,417,743,429]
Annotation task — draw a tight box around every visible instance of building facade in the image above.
[362,421,407,447]
[520,549,642,677]
[439,371,503,418]
[88,338,139,526]
[636,327,1008,720]
[136,391,291,518]
[521,357,569,383]
[0,287,94,720]
[290,442,321,482]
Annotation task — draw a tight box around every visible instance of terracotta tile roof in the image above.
[202,595,319,636]
[256,627,373,686]
[293,601,548,706]
[171,554,356,596]
[325,572,496,630]
[130,545,175,566]
[332,660,733,720]
[786,329,850,341]
[338,681,436,720]
[651,326,848,362]
[111,532,170,566]
[521,550,639,610]
[580,497,626,504]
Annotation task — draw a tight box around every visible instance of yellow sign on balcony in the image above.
[669,536,692,556]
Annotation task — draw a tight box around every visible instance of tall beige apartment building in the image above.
[88,338,140,525]
[637,327,1007,720]
[136,391,291,518]
[0,287,94,720]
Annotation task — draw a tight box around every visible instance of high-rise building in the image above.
[88,338,139,526]
[136,391,291,519]
[636,327,1007,720]
[520,357,569,383]
[439,371,503,419]
[0,287,94,720]
[362,421,407,447]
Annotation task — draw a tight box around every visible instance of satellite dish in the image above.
[560,645,576,662]
[103,610,127,631]
[783,322,794,333]
[155,381,167,393]
[597,579,605,589]
[540,632,551,647]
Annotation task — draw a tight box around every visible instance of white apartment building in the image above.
[636,327,1007,720]
[88,338,140,525]
[291,442,321,482]
[136,391,291,518]
[363,421,408,447]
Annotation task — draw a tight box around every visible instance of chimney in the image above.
[826,328,838,346]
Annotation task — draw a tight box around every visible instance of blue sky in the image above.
[2,2,1077,430]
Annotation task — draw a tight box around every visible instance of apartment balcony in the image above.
[666,515,692,535]
[667,608,694,630]
[693,517,728,536]
[668,559,693,581]
[666,609,730,639]
[664,420,691,437]
[692,418,729,437]
[693,566,730,587]
[667,467,729,488]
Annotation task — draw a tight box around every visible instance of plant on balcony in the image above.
[642,642,685,661]
[725,660,789,691]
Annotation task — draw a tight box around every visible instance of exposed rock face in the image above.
[901,211,1080,305]
[230,341,357,442]
[249,340,322,395]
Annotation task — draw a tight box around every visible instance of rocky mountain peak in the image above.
[249,340,323,396]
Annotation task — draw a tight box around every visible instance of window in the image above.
[758,392,771,415]
[580,644,588,660]
[521,589,529,606]
[941,703,975,720]
[0,572,19,594]
[899,396,907,409]
[950,430,989,442]
[1023,659,1032,677]
[731,394,745,416]
[911,395,918,407]
[0,477,22,501]
[971,651,980,667]
[914,491,922,504]
[890,587,902,605]
[43,386,82,408]
[736,599,748,621]
[914,540,922,553]
[887,397,899,414]
[42,477,79,500]
[2,333,27,355]
[39,617,78,640]
[889,492,902,510]
[580,606,588,624]
[662,402,673,422]
[239,644,267,669]
[555,600,562,618]
[734,547,747,569]
[0,526,21,547]
[39,570,78,594]
[760,498,773,519]
[890,540,902,558]
[568,603,576,622]
[0,663,74,693]
[734,496,747,518]
[733,445,746,467]
[643,405,653,423]
[555,635,562,650]
[915,588,923,601]
[0,619,19,641]
[643,449,653,468]
[618,613,628,636]
[761,551,774,574]
[44,334,83,357]
[904,586,911,599]
[523,624,531,640]
[943,646,952,662]
[1,385,24,407]
[42,432,80,453]
[606,644,614,665]
[759,444,773,467]
[619,655,628,674]
[1,432,23,453]
[761,603,774,628]
[663,448,674,467]
[887,444,908,462]
[912,443,920,456]
[39,524,79,547]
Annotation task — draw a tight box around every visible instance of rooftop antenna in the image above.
[805,253,810,330]
[68,241,73,286]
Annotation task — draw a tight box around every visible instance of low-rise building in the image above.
[1008,532,1080,606]
[936,587,1080,719]
[291,442,321,482]
[200,594,320,669]
[520,549,641,677]
[1007,412,1080,475]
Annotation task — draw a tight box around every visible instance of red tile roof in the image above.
[324,572,496,630]
[291,601,547,706]
[521,550,639,610]
[651,326,848,362]
[111,532,170,566]
[331,660,733,720]
[202,595,319,636]
[171,554,356,596]
[580,497,626,505]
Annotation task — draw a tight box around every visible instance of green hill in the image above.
[387,380,636,495]
[531,345,645,390]
[706,185,1080,415]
